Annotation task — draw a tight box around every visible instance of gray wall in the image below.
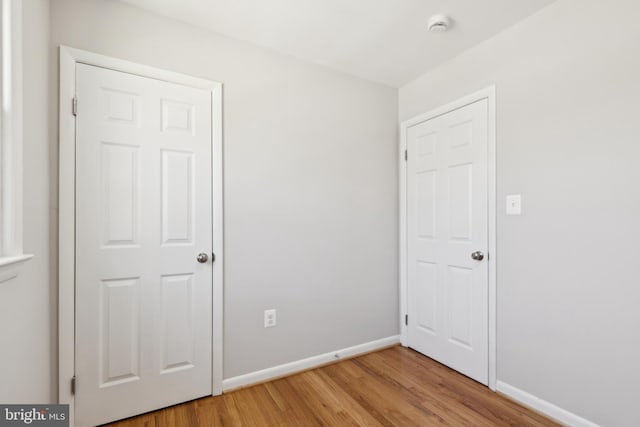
[49,0,399,380]
[0,0,54,403]
[400,0,640,425]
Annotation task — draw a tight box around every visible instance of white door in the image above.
[406,99,489,384]
[75,63,213,426]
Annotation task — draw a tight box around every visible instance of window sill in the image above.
[0,254,34,283]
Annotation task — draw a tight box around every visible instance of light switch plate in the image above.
[506,194,522,215]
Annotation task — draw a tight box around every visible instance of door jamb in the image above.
[58,46,225,423]
[398,86,497,390]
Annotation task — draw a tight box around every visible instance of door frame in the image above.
[399,86,497,390]
[58,46,224,422]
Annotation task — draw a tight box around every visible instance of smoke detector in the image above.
[428,14,452,33]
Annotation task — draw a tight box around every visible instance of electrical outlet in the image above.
[264,309,276,328]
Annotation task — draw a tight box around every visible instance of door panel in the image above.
[75,63,213,426]
[101,142,140,246]
[161,274,195,373]
[407,99,488,384]
[161,150,194,244]
[415,261,437,333]
[100,277,140,387]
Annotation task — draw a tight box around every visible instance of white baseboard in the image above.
[222,335,400,391]
[496,381,600,427]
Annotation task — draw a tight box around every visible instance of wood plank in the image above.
[106,346,559,427]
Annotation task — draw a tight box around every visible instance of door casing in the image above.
[58,46,224,425]
[399,86,497,390]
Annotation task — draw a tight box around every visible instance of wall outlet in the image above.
[264,309,276,328]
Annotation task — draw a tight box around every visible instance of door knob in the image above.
[471,251,484,261]
[197,253,209,263]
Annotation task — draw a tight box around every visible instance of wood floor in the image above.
[107,346,557,426]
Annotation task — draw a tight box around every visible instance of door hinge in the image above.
[72,96,78,116]
[71,376,76,395]
[404,150,407,161]
[405,314,408,326]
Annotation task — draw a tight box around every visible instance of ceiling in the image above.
[119,0,556,87]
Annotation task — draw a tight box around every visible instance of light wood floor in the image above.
[107,346,557,426]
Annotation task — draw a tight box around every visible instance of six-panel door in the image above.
[406,99,489,385]
[75,63,213,426]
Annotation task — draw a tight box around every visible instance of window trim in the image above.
[0,0,33,283]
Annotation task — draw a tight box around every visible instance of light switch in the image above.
[506,194,522,215]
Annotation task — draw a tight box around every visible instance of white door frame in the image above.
[58,46,224,422]
[399,86,497,390]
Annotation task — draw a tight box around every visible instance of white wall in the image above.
[49,0,398,380]
[400,1,640,425]
[0,0,54,403]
